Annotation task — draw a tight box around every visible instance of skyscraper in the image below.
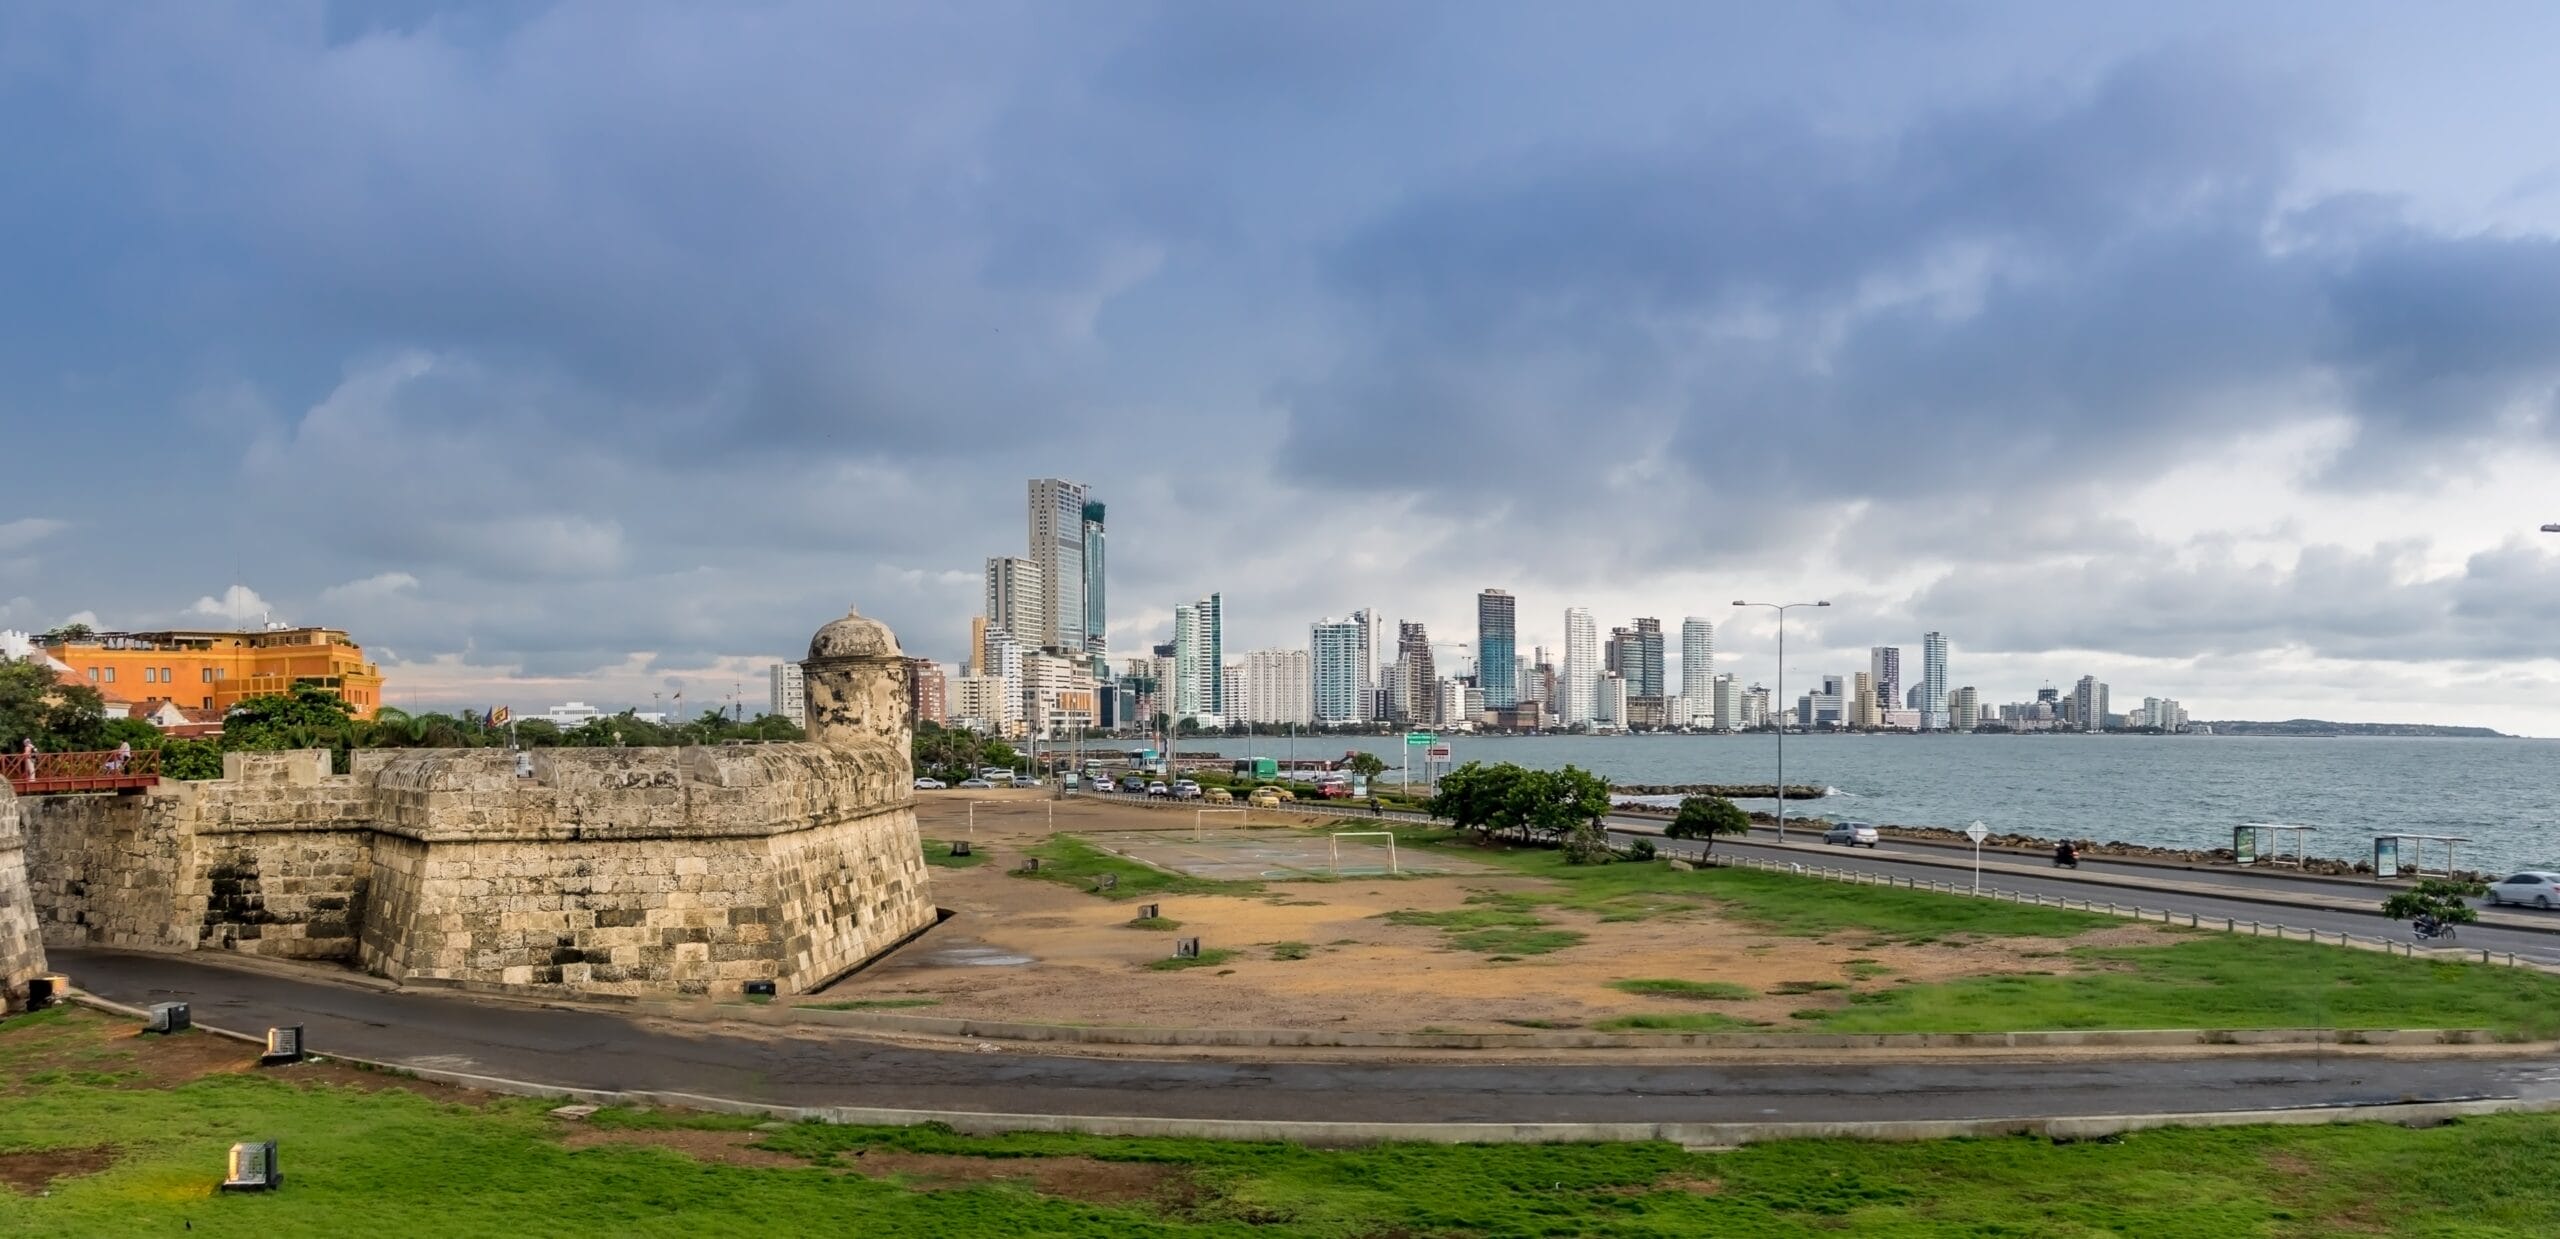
[1236,648,1312,726]
[1310,618,1365,724]
[2072,675,2109,733]
[1028,479,1088,652]
[1079,500,1107,660]
[1173,593,1224,722]
[1351,607,1378,721]
[1477,589,1517,708]
[1921,631,1949,730]
[1397,621,1436,725]
[1679,618,1715,726]
[1869,647,1901,715]
[1562,607,1598,727]
[768,662,806,729]
[1851,671,1878,729]
[1627,617,1665,700]
[984,557,1041,640]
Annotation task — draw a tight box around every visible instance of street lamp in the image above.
[1732,600,1830,843]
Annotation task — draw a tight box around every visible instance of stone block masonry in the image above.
[0,782,45,1010]
[15,604,939,1000]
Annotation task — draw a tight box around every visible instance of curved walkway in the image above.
[54,949,2560,1135]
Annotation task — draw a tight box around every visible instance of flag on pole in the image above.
[488,705,511,728]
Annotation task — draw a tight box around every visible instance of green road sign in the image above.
[1405,732,1435,746]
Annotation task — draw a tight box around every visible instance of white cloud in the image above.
[318,572,422,606]
[0,518,68,553]
[187,585,276,624]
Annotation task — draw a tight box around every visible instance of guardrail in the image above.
[1691,850,2547,972]
[5,748,164,794]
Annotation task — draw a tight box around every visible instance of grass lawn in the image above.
[1015,835,1257,901]
[1610,978,1756,1001]
[1381,897,1588,956]
[798,998,941,1012]
[11,1006,2560,1237]
[1810,936,2560,1038]
[1591,1012,1768,1032]
[924,841,985,868]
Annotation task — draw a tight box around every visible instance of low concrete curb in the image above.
[61,990,2560,1148]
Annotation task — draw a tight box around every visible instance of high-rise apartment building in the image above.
[1920,631,1949,730]
[984,556,1042,642]
[1349,607,1378,721]
[1851,671,1879,729]
[1028,478,1088,652]
[1172,594,1224,722]
[1712,674,1742,731]
[1869,647,1901,715]
[767,662,807,729]
[1476,589,1517,708]
[2072,675,2109,732]
[1397,621,1436,725]
[1679,618,1715,726]
[1079,500,1107,660]
[1596,671,1629,731]
[1309,618,1365,724]
[1235,647,1313,726]
[982,628,1027,737]
[1562,608,1598,727]
[1949,686,1979,732]
[906,657,947,726]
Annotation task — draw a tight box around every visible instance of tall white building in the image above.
[1350,607,1378,721]
[1869,647,1901,715]
[1028,478,1088,652]
[1562,607,1598,727]
[1596,670,1628,731]
[1920,631,1949,731]
[1172,593,1223,723]
[2073,675,2110,732]
[984,557,1043,643]
[951,675,1006,732]
[1309,618,1365,724]
[1712,673,1742,731]
[767,662,806,729]
[1235,647,1313,727]
[1679,617,1715,727]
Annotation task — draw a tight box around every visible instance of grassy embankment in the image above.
[1373,823,2560,1038]
[6,1006,2560,1237]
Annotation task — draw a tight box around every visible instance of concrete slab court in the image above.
[1079,828,1502,880]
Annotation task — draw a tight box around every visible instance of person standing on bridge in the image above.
[17,737,34,780]
[105,740,131,774]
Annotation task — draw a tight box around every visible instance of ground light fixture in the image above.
[260,1025,304,1066]
[220,1140,281,1192]
[144,1002,191,1034]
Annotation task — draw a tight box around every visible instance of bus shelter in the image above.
[2371,834,2469,879]
[2233,822,2317,868]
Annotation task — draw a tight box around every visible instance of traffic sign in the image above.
[1964,821,1989,844]
[1405,732,1435,746]
[1426,745,1450,760]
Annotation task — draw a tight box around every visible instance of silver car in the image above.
[2488,871,2560,910]
[1822,822,1881,848]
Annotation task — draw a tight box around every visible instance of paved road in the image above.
[53,949,2560,1125]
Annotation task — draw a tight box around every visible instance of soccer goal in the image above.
[1330,830,1400,876]
[1194,807,1249,840]
[967,799,1053,836]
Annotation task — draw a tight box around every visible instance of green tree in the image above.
[0,658,109,752]
[1665,795,1752,853]
[1520,765,1611,845]
[2382,878,2488,926]
[1428,761,1523,836]
[223,687,358,751]
[159,738,225,780]
[1345,751,1388,781]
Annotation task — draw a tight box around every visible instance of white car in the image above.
[957,778,994,790]
[1822,822,1881,848]
[913,777,947,790]
[2487,871,2560,909]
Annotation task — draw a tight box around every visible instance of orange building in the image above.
[43,627,386,719]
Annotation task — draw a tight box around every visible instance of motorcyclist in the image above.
[2053,840,2078,868]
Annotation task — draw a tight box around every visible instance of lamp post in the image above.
[1732,599,1830,843]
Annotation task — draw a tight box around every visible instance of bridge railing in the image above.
[5,747,165,792]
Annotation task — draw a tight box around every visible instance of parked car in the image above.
[913,777,947,790]
[1822,822,1881,848]
[1173,781,1203,801]
[1146,781,1170,798]
[1248,787,1285,809]
[1204,787,1233,804]
[2488,871,2560,909]
[1315,782,1354,800]
[957,778,994,790]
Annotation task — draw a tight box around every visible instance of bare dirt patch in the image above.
[559,1126,806,1170]
[841,1149,1191,1205]
[0,1145,117,1196]
[880,798,2182,1034]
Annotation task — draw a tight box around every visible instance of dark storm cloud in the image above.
[4,3,2560,713]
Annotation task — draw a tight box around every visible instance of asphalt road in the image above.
[52,949,2560,1126]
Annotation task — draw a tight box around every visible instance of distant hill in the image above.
[2200,719,2510,738]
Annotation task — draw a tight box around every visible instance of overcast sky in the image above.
[7,2,2560,732]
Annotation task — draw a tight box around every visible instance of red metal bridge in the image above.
[5,749,164,796]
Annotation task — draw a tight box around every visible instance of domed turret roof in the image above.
[807,605,902,660]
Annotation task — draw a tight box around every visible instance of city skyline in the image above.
[11,7,2560,734]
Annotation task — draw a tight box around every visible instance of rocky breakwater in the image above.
[1613,783,1827,801]
[1866,822,2487,884]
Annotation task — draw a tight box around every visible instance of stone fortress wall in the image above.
[13,605,937,1001]
[0,783,43,1010]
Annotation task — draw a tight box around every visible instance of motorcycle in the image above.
[2412,915,2457,943]
[2052,845,2079,870]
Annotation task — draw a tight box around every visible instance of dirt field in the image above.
[829,793,2177,1033]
